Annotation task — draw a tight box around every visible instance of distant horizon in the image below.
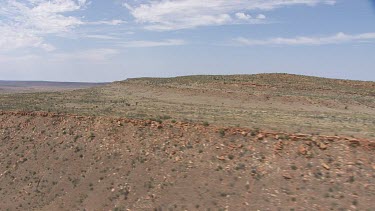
[1,0,374,82]
[1,72,374,83]
[0,80,108,84]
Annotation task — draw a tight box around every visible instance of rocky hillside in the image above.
[1,111,374,210]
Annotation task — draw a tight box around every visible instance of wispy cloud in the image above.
[52,48,119,62]
[87,19,126,26]
[0,54,41,63]
[123,0,335,30]
[0,0,125,52]
[120,39,186,48]
[1,0,87,33]
[0,0,88,51]
[0,26,55,51]
[0,48,119,64]
[84,34,120,40]
[234,32,375,46]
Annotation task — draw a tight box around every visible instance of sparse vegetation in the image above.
[219,129,225,137]
[0,74,374,210]
[0,74,373,138]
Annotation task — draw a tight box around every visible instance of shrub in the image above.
[219,129,225,137]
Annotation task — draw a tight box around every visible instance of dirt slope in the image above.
[0,111,374,211]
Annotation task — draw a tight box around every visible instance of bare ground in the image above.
[0,111,374,211]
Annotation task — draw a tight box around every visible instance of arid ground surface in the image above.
[0,74,374,210]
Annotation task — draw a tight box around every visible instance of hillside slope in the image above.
[0,111,374,210]
[0,74,374,138]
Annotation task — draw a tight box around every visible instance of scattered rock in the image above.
[349,139,360,147]
[322,163,330,170]
[257,133,264,140]
[274,141,283,150]
[217,156,226,161]
[298,145,307,155]
[319,142,327,150]
[283,173,292,179]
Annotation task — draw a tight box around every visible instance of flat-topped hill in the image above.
[1,73,373,138]
[124,73,374,95]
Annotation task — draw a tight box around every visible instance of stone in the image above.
[298,145,307,155]
[257,133,264,140]
[283,173,292,179]
[274,141,283,150]
[217,156,226,161]
[322,163,330,170]
[349,139,360,147]
[319,142,327,150]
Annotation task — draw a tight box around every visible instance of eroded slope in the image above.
[0,112,374,210]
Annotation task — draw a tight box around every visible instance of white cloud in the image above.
[0,25,55,51]
[235,13,252,20]
[120,39,186,48]
[0,0,88,51]
[123,0,335,30]
[234,32,375,46]
[1,0,86,33]
[0,0,125,52]
[87,19,126,26]
[84,34,120,40]
[256,14,266,20]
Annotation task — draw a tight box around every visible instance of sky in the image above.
[0,0,374,82]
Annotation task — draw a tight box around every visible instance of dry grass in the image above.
[0,73,374,138]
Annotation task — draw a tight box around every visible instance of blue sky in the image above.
[0,0,374,82]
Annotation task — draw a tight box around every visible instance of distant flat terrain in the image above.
[0,80,107,94]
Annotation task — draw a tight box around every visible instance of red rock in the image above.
[319,142,327,150]
[349,139,360,147]
[274,141,283,150]
[257,133,264,140]
[298,145,307,155]
[283,173,292,179]
[217,156,226,161]
[322,163,330,170]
